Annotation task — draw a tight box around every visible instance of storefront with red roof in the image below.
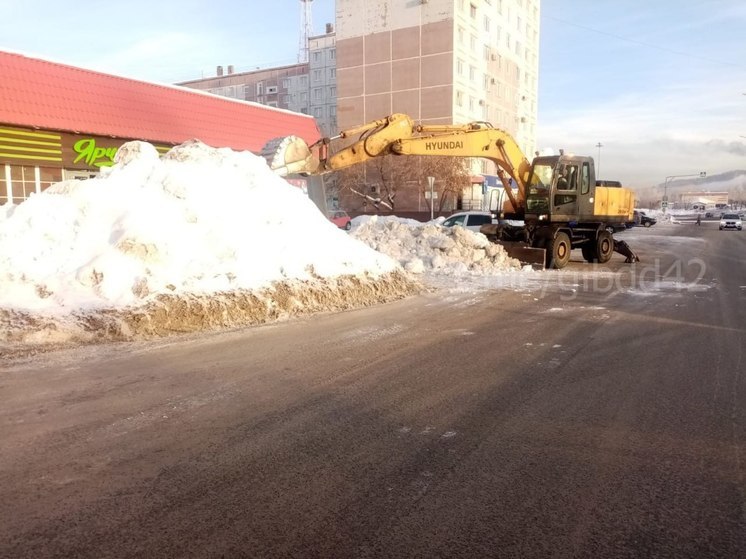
[0,51,320,204]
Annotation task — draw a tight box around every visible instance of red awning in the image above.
[0,51,320,153]
[470,175,485,183]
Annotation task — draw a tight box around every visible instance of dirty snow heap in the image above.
[0,140,416,347]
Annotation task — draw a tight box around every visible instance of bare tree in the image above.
[419,156,471,211]
[334,154,472,213]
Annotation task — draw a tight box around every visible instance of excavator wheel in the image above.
[596,230,614,264]
[581,243,597,263]
[547,231,572,269]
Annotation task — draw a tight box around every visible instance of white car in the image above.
[441,211,496,232]
[719,213,743,231]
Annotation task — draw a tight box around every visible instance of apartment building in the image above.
[308,30,339,135]
[179,27,338,137]
[335,0,540,211]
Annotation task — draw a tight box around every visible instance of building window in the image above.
[484,15,490,32]
[469,66,476,82]
[329,48,336,60]
[300,91,308,102]
[456,90,464,107]
[256,82,263,95]
[470,3,476,18]
[458,26,464,45]
[313,52,321,62]
[457,59,464,75]
[313,106,323,118]
[313,69,322,81]
[313,88,322,100]
[329,86,336,97]
[329,68,336,79]
[330,105,337,116]
[282,78,290,89]
[300,76,308,87]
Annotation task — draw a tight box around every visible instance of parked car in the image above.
[441,211,495,232]
[635,210,657,227]
[719,213,743,231]
[328,210,352,230]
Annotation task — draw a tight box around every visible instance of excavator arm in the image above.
[262,113,533,213]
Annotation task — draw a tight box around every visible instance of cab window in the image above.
[467,214,492,226]
[443,215,466,227]
[581,163,590,194]
[556,164,578,191]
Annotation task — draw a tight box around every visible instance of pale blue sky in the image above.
[2,0,745,186]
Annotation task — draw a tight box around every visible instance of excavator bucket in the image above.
[260,135,319,176]
[495,241,547,270]
[480,224,546,269]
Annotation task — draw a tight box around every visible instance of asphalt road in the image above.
[1,224,744,558]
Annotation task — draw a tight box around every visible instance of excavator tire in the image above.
[547,231,572,269]
[596,230,614,264]
[581,243,597,263]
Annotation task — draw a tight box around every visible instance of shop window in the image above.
[0,167,7,205]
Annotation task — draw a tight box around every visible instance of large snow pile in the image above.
[352,215,523,275]
[0,141,418,349]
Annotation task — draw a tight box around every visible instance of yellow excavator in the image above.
[262,113,638,269]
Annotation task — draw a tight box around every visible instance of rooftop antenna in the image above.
[298,0,314,63]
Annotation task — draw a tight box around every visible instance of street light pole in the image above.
[595,142,603,180]
[427,176,435,220]
[662,172,707,213]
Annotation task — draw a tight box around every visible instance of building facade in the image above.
[308,29,339,136]
[178,1,540,214]
[335,0,540,211]
[0,51,320,206]
[180,27,338,138]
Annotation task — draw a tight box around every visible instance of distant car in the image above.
[441,211,495,232]
[705,212,714,218]
[623,210,656,229]
[636,210,657,227]
[719,213,742,231]
[329,210,352,230]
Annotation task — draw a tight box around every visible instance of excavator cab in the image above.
[525,155,596,222]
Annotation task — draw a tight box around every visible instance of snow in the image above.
[351,215,524,276]
[0,140,524,350]
[0,141,400,313]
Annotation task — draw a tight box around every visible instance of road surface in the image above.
[1,224,744,558]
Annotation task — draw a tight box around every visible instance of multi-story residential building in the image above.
[308,28,338,136]
[335,0,540,211]
[178,63,310,113]
[179,1,539,213]
[179,26,337,138]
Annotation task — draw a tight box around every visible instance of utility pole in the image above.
[595,142,603,179]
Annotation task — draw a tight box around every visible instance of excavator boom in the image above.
[262,113,533,214]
